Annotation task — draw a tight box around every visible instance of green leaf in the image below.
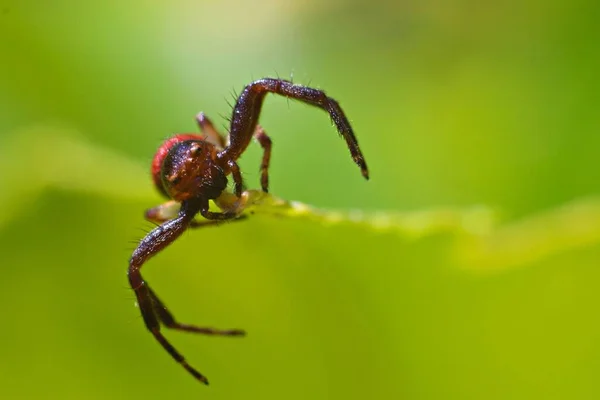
[2,127,599,399]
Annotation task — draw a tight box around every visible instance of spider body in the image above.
[151,134,205,197]
[129,78,369,385]
[160,139,228,202]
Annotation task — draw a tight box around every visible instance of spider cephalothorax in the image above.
[159,139,227,202]
[129,78,369,385]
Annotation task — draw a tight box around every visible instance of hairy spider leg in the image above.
[218,78,369,180]
[129,200,242,385]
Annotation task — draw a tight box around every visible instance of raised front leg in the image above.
[218,78,369,180]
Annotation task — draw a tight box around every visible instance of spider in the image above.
[128,78,369,385]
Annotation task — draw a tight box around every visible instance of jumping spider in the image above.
[129,78,369,384]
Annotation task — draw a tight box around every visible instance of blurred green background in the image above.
[1,0,599,399]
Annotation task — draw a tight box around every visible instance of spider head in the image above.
[160,140,228,202]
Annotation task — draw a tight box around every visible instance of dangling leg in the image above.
[129,202,242,385]
[129,213,211,384]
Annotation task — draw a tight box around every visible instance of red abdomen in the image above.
[151,134,205,197]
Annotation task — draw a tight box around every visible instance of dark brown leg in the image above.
[195,112,226,149]
[129,212,212,384]
[130,200,245,385]
[254,126,272,192]
[218,78,369,180]
[226,159,244,197]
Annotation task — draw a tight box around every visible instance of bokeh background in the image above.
[1,0,599,399]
